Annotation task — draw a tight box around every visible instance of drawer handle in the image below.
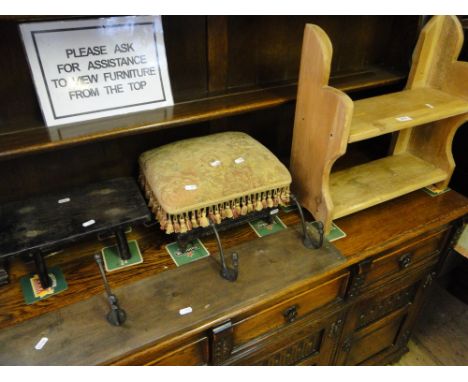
[398,253,412,269]
[283,305,298,323]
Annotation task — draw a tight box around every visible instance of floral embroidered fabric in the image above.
[139,131,292,234]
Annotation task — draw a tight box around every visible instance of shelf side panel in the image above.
[390,16,468,192]
[406,15,466,96]
[405,114,468,191]
[290,24,353,232]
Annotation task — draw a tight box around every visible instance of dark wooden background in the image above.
[0,15,465,206]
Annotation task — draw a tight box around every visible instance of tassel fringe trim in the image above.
[140,173,290,234]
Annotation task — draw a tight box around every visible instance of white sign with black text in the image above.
[20,16,173,127]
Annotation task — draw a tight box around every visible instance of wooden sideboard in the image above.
[0,189,466,365]
[0,15,467,366]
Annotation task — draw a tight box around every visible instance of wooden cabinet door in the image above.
[207,272,349,365]
[215,311,345,366]
[335,272,435,365]
[252,314,344,366]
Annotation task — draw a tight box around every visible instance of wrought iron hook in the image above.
[94,253,127,326]
[290,194,324,249]
[210,222,238,282]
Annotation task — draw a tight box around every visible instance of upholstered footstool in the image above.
[139,131,322,280]
[140,131,292,232]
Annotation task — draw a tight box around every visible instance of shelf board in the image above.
[330,153,448,219]
[0,66,405,161]
[348,88,468,143]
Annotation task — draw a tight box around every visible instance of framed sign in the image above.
[20,16,173,127]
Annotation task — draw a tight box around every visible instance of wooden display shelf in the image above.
[330,154,448,219]
[290,16,468,233]
[349,88,468,143]
[0,66,405,161]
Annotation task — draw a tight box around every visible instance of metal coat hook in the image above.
[210,222,238,282]
[94,253,127,326]
[290,194,324,249]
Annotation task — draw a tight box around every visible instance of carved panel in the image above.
[255,331,323,366]
[356,286,417,329]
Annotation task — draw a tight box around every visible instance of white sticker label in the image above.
[82,219,96,227]
[35,337,48,350]
[58,197,70,204]
[184,184,198,191]
[425,103,434,109]
[179,307,193,316]
[210,160,221,167]
[395,116,413,122]
[270,208,279,215]
[234,157,245,164]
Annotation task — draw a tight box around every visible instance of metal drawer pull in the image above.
[398,253,412,269]
[283,305,298,323]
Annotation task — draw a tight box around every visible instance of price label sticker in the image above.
[395,116,413,122]
[35,337,48,350]
[179,307,193,316]
[184,184,198,191]
[82,219,96,227]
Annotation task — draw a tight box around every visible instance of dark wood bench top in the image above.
[0,189,466,365]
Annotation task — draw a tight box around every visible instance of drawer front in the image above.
[364,229,446,287]
[148,337,208,366]
[232,272,349,349]
[112,336,209,365]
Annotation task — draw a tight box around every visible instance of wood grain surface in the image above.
[0,223,346,365]
[330,153,448,219]
[0,189,466,365]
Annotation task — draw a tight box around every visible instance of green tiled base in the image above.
[249,216,287,237]
[280,203,298,213]
[166,239,210,267]
[308,221,346,242]
[102,240,143,272]
[20,266,68,305]
[98,227,132,241]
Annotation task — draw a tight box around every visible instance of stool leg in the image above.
[33,252,52,289]
[115,228,131,261]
